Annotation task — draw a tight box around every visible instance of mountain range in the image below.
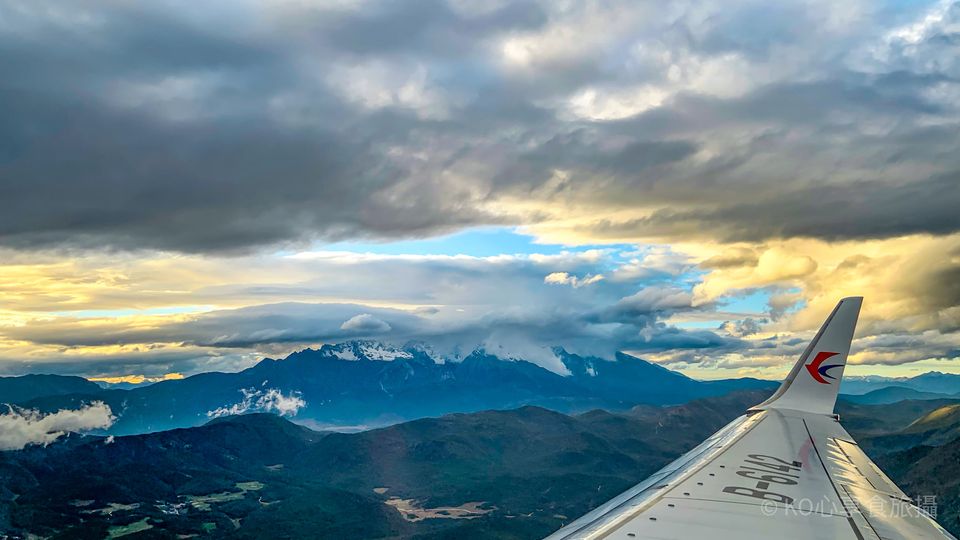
[0,390,776,539]
[0,341,775,435]
[2,390,959,539]
[0,374,103,404]
[841,385,960,405]
[840,372,960,396]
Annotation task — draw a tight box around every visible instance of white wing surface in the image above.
[545,297,956,540]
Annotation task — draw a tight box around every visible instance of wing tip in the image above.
[753,296,863,415]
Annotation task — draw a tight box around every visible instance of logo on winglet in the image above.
[806,351,841,384]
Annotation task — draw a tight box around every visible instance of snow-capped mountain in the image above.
[841,372,960,395]
[6,340,776,435]
[321,341,416,362]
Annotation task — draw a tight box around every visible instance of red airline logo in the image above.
[806,351,841,384]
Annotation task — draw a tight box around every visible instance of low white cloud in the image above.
[0,402,115,451]
[481,334,571,376]
[544,272,604,288]
[206,388,306,419]
[340,313,392,333]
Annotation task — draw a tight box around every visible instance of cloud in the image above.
[614,286,694,313]
[89,373,185,385]
[0,402,115,451]
[207,388,306,419]
[0,1,958,252]
[544,272,604,287]
[0,246,748,374]
[340,313,392,333]
[692,246,817,303]
[577,172,960,244]
[1,0,959,380]
[719,318,763,337]
[2,233,958,378]
[481,335,570,375]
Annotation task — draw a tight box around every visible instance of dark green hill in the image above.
[876,436,960,535]
[836,397,960,439]
[0,391,764,539]
[840,398,960,455]
[905,403,960,433]
[4,391,958,539]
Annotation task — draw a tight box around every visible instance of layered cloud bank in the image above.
[2,0,959,251]
[1,243,956,379]
[0,0,958,379]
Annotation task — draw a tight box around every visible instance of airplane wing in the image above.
[545,297,956,540]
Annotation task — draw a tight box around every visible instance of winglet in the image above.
[753,297,863,415]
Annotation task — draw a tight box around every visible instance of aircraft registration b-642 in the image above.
[545,297,956,540]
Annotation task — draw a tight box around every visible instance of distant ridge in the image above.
[1,340,774,435]
[0,374,102,404]
[841,371,960,395]
[841,386,956,405]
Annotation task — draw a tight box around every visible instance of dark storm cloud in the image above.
[610,75,950,137]
[0,90,382,251]
[491,130,699,191]
[0,1,518,252]
[310,0,547,56]
[2,0,960,252]
[0,88,511,252]
[582,170,960,242]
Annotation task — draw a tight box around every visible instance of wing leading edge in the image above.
[545,297,956,540]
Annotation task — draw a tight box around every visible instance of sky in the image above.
[1,0,959,381]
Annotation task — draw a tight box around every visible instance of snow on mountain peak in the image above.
[318,341,422,362]
[332,347,358,361]
[359,343,413,361]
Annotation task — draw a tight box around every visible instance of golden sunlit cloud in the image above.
[1,232,958,379]
[89,372,186,385]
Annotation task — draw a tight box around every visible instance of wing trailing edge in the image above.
[752,296,862,415]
